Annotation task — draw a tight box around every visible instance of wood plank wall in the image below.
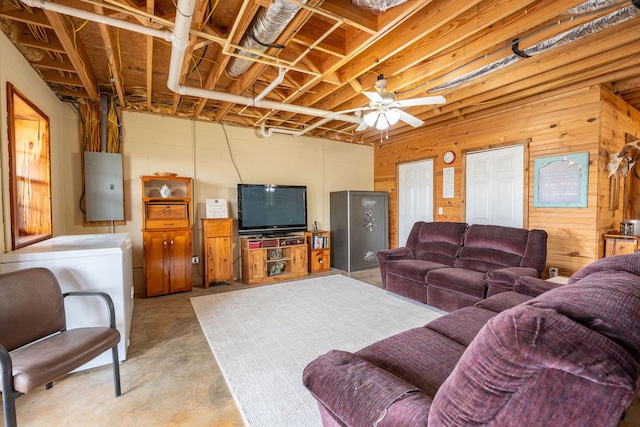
[374,85,640,277]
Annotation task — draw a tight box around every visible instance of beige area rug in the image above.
[190,274,444,427]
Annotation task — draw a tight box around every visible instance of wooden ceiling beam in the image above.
[94,4,125,106]
[43,10,100,101]
[0,6,52,28]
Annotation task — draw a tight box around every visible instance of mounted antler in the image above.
[607,139,640,178]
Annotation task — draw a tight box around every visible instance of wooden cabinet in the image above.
[603,233,639,257]
[305,230,330,273]
[143,230,192,297]
[240,236,308,285]
[141,175,192,297]
[202,218,234,287]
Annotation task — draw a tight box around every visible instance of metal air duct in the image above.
[226,0,308,77]
[351,0,408,16]
[429,1,640,92]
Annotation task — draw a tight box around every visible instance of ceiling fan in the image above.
[355,75,446,132]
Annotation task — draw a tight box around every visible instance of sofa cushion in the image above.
[356,327,465,397]
[425,268,486,298]
[386,259,449,283]
[474,290,533,313]
[429,303,639,427]
[414,221,467,266]
[530,269,640,361]
[455,224,530,272]
[425,306,496,347]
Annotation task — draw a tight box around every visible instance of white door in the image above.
[466,145,524,227]
[398,159,434,246]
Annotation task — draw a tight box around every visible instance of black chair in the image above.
[0,267,121,427]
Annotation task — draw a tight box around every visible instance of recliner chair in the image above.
[0,267,122,427]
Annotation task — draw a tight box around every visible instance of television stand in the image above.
[240,235,308,285]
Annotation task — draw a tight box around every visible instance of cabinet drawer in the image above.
[204,220,232,237]
[146,203,189,229]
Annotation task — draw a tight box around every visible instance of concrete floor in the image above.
[2,267,639,426]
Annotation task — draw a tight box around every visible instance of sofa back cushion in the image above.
[430,304,638,426]
[429,260,640,426]
[413,222,467,267]
[455,224,539,272]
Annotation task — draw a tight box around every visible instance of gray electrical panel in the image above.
[84,151,124,221]
[330,191,388,272]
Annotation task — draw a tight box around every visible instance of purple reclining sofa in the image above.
[377,221,548,312]
[303,251,640,426]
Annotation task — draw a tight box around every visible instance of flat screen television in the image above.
[237,184,308,235]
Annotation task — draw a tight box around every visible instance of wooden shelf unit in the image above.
[141,175,192,297]
[305,230,330,273]
[240,236,308,285]
[202,218,234,287]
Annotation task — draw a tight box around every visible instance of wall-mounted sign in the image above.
[533,152,589,208]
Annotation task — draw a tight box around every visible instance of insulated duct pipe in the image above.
[22,0,362,128]
[226,0,308,77]
[429,1,640,92]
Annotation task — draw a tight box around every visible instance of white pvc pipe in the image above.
[254,67,286,104]
[22,0,172,41]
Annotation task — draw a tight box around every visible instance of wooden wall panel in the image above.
[374,85,640,277]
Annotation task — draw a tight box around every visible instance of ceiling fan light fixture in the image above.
[376,114,389,130]
[385,108,400,125]
[364,111,378,127]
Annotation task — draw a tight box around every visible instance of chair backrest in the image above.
[0,268,66,352]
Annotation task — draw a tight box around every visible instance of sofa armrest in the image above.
[377,246,415,262]
[377,247,415,288]
[485,267,540,297]
[513,276,563,297]
[303,349,431,427]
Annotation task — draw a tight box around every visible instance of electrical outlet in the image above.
[192,256,199,265]
[549,267,558,278]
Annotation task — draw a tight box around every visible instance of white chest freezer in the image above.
[0,233,134,371]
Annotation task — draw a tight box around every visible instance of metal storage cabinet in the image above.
[330,191,389,272]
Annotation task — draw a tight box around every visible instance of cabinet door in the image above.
[287,246,308,274]
[243,249,267,282]
[205,236,232,284]
[144,231,169,297]
[310,249,330,273]
[168,230,192,293]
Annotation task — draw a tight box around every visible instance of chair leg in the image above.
[1,388,21,427]
[111,345,121,397]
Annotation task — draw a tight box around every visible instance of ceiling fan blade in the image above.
[398,110,424,127]
[395,95,446,107]
[356,121,370,131]
[363,91,385,103]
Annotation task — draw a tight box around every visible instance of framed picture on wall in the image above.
[6,82,53,249]
[533,152,589,208]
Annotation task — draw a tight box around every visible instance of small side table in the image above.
[202,218,234,287]
[603,233,639,257]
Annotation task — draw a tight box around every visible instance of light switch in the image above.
[438,207,443,215]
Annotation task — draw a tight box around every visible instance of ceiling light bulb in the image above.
[386,109,400,125]
[363,111,378,127]
[376,114,389,130]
